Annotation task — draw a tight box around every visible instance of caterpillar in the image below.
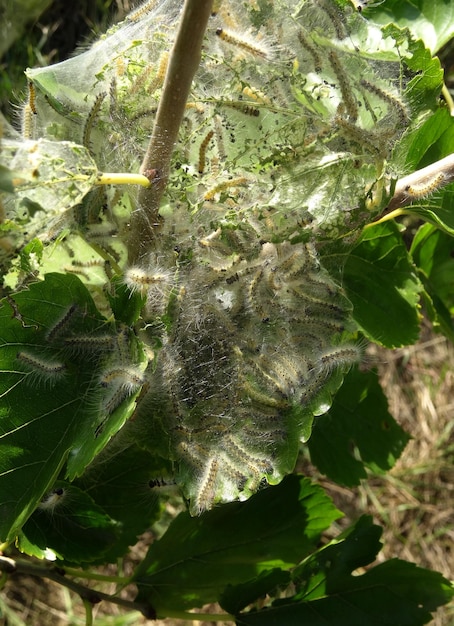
[316,344,361,374]
[126,0,158,22]
[198,130,214,174]
[21,104,33,140]
[320,0,348,40]
[146,51,169,94]
[194,457,219,513]
[37,486,66,513]
[405,173,446,200]
[17,351,66,386]
[124,266,174,295]
[223,435,273,475]
[334,116,381,154]
[328,51,358,121]
[242,86,271,105]
[100,366,145,393]
[203,176,248,201]
[63,334,115,355]
[360,79,409,125]
[46,304,78,342]
[215,27,272,60]
[222,100,260,117]
[83,92,106,152]
[28,82,37,115]
[297,29,322,72]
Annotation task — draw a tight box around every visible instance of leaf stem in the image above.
[127,0,214,263]
[96,173,152,187]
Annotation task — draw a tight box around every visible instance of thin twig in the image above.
[128,0,214,263]
[0,556,155,619]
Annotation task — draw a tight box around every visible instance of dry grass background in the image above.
[1,321,453,625]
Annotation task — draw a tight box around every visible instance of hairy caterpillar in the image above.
[223,435,273,475]
[146,51,169,94]
[124,266,174,295]
[83,92,106,152]
[198,130,214,174]
[215,27,271,60]
[46,304,78,342]
[320,0,348,40]
[242,86,271,105]
[100,366,145,393]
[37,486,66,513]
[63,334,115,354]
[316,344,361,374]
[360,79,409,125]
[222,100,260,116]
[334,116,381,154]
[17,351,66,385]
[27,82,37,115]
[194,457,219,513]
[328,51,358,120]
[405,173,446,199]
[21,104,33,139]
[126,0,158,22]
[297,29,322,72]
[203,176,248,201]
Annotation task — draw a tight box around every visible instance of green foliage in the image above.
[0,0,453,623]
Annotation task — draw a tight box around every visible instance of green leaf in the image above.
[411,222,454,339]
[220,569,291,615]
[364,0,454,54]
[342,221,422,347]
[74,437,170,562]
[291,516,383,600]
[237,517,453,625]
[133,475,342,615]
[308,368,410,486]
[0,273,144,542]
[19,481,118,563]
[402,108,454,171]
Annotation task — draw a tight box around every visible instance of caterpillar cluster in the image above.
[129,213,359,514]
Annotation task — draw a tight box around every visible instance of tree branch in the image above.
[128,0,214,263]
[0,556,155,619]
[386,153,454,211]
